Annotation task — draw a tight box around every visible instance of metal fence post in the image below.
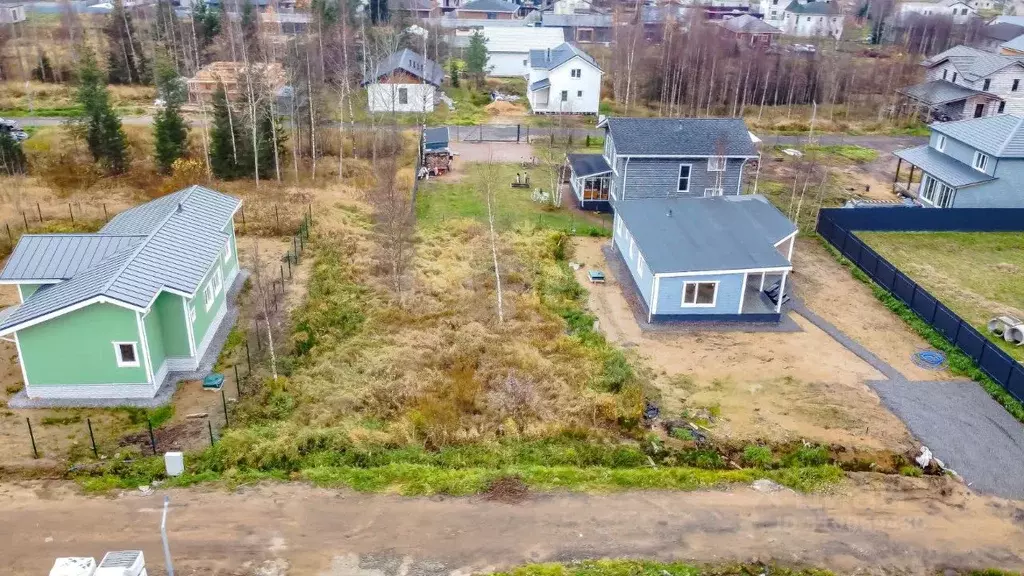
[27,418,37,459]
[68,203,74,223]
[148,419,157,455]
[233,364,240,395]
[87,418,98,458]
[36,202,42,222]
[208,420,215,446]
[221,388,230,427]
[245,340,252,373]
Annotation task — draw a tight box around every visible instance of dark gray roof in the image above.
[0,234,144,281]
[541,12,612,27]
[982,22,1024,42]
[528,42,599,70]
[603,117,757,157]
[615,195,795,274]
[567,153,611,177]
[362,49,444,87]
[921,45,1024,82]
[930,114,1024,157]
[529,77,550,91]
[783,0,841,14]
[424,126,449,146]
[898,79,995,106]
[717,14,781,34]
[894,145,996,187]
[459,0,519,11]
[0,186,240,332]
[394,0,434,10]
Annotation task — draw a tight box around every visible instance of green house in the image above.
[0,186,242,401]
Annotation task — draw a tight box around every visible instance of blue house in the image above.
[612,195,797,323]
[567,117,758,212]
[893,114,1024,208]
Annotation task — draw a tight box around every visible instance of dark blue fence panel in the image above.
[819,207,1024,232]
[980,348,1015,387]
[932,304,961,341]
[814,210,1024,407]
[910,288,937,322]
[955,326,986,363]
[1009,366,1024,402]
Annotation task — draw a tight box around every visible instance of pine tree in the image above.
[105,0,150,84]
[210,84,241,179]
[253,101,286,180]
[192,0,221,64]
[449,59,460,88]
[465,32,489,88]
[31,52,56,83]
[74,48,131,175]
[0,133,27,176]
[153,56,189,173]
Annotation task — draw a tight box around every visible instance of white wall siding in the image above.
[528,56,602,114]
[26,382,159,400]
[489,52,532,77]
[925,64,1024,116]
[781,12,843,38]
[367,83,435,113]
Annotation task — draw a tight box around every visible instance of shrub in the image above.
[742,445,774,469]
[899,465,923,477]
[670,427,694,441]
[784,445,830,467]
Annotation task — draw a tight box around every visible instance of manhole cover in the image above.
[912,349,947,370]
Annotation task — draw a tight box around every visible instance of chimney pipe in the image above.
[667,208,672,217]
[546,47,551,60]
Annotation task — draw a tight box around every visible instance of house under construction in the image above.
[186,62,287,106]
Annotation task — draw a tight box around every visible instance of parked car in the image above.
[0,118,29,142]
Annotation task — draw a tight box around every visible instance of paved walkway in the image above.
[791,300,1024,499]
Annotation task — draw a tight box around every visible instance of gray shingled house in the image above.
[893,114,1024,207]
[0,186,242,401]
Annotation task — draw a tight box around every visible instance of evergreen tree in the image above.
[192,0,221,63]
[74,48,130,175]
[252,101,286,180]
[210,83,241,179]
[239,0,263,61]
[105,0,150,84]
[0,133,27,176]
[449,59,460,88]
[153,56,189,173]
[465,32,489,88]
[31,52,56,83]
[368,0,389,24]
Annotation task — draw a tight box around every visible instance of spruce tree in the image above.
[191,1,221,64]
[0,133,27,176]
[210,83,240,179]
[465,32,489,88]
[74,48,131,175]
[449,60,460,88]
[105,0,150,84]
[153,56,189,173]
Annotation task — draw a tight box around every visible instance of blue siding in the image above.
[654,273,745,316]
[954,157,1024,207]
[613,214,655,308]
[934,134,995,176]
[615,158,746,200]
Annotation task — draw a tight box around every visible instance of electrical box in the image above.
[164,451,184,477]
[94,551,147,576]
[49,557,96,576]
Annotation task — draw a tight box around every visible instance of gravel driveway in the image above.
[871,379,1024,499]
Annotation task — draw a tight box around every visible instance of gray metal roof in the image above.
[921,45,1024,82]
[362,49,444,87]
[893,145,996,187]
[604,117,757,157]
[930,114,1024,157]
[529,77,550,91]
[568,153,611,177]
[783,0,841,14]
[0,234,144,281]
[615,195,795,274]
[898,79,996,106]
[717,14,782,34]
[459,0,519,11]
[541,12,612,27]
[1001,33,1024,53]
[981,22,1024,42]
[0,186,241,332]
[528,42,599,70]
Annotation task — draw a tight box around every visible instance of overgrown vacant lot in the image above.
[860,231,1024,363]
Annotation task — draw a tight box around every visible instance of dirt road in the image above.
[1,477,1022,576]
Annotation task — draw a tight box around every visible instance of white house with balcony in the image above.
[526,43,602,114]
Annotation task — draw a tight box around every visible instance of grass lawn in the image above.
[859,231,1024,363]
[416,162,612,236]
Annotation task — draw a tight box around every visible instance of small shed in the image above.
[423,127,450,152]
[612,195,797,323]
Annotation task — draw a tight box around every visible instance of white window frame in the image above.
[972,151,989,172]
[188,304,196,324]
[921,175,937,204]
[983,78,991,91]
[936,183,955,208]
[681,281,719,308]
[703,188,724,197]
[113,341,140,368]
[223,238,232,263]
[577,90,583,97]
[935,134,946,152]
[615,215,623,236]
[203,282,215,311]
[629,235,636,260]
[707,156,726,172]
[213,267,224,296]
[560,90,568,102]
[637,253,645,279]
[571,68,581,78]
[677,164,692,192]
[398,87,409,105]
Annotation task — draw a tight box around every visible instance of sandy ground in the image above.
[571,237,916,453]
[791,237,959,382]
[450,142,536,164]
[0,477,1022,575]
